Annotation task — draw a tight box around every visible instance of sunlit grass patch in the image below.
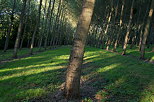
[0,48,39,61]
[0,46,154,102]
[0,46,70,102]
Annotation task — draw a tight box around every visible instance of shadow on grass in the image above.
[0,46,153,102]
[0,68,66,102]
[81,48,154,101]
[0,47,72,102]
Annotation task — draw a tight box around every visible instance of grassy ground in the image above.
[0,48,39,61]
[107,45,154,61]
[0,46,154,102]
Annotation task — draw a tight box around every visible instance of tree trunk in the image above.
[64,0,95,99]
[113,0,125,52]
[122,0,134,55]
[138,5,149,51]
[44,0,53,50]
[30,0,42,54]
[20,36,24,50]
[13,0,27,58]
[140,0,154,59]
[4,0,16,52]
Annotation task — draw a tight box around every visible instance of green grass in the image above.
[0,46,154,102]
[0,48,39,61]
[108,45,154,61]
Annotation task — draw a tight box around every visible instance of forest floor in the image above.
[0,46,154,102]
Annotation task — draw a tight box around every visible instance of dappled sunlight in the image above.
[0,46,154,101]
[16,88,46,100]
[0,65,64,81]
[97,63,121,73]
[0,56,68,74]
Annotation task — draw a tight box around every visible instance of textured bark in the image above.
[13,0,27,58]
[122,0,134,55]
[30,0,42,54]
[140,0,154,59]
[4,0,16,52]
[65,0,95,99]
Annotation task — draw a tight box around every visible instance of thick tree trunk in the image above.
[122,0,134,55]
[30,0,42,54]
[64,0,95,99]
[13,0,27,58]
[140,0,154,59]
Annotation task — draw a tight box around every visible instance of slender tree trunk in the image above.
[44,0,53,50]
[39,36,43,51]
[51,0,62,48]
[138,24,143,50]
[106,38,111,50]
[140,0,154,59]
[113,0,125,52]
[130,35,136,49]
[30,0,42,54]
[64,0,95,99]
[20,0,30,50]
[122,0,134,55]
[20,36,24,49]
[104,0,113,50]
[13,0,27,58]
[4,0,16,52]
[138,5,150,51]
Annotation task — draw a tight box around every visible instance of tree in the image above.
[122,0,135,55]
[13,0,27,58]
[113,0,125,52]
[64,0,96,99]
[44,0,54,50]
[30,0,42,54]
[3,0,16,52]
[140,0,154,59]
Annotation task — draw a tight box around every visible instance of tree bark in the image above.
[13,0,27,58]
[122,0,134,55]
[140,0,154,59]
[64,0,95,99]
[113,0,125,52]
[44,0,56,50]
[30,0,42,54]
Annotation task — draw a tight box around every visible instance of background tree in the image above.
[13,0,28,58]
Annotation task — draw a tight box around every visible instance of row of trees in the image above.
[64,0,154,100]
[86,0,154,59]
[0,0,154,100]
[1,0,153,59]
[0,0,75,58]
